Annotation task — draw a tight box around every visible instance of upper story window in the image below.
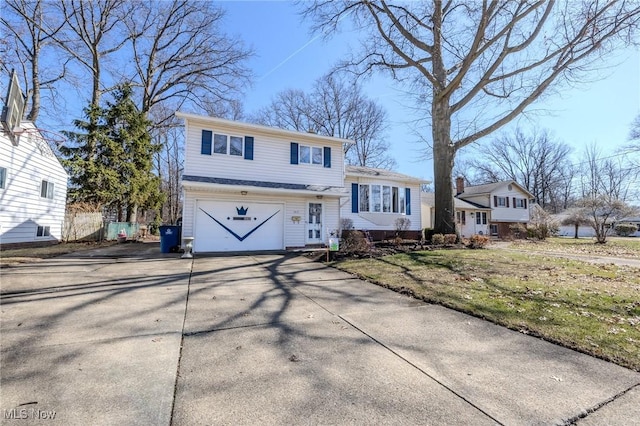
[354,184,409,215]
[0,167,6,189]
[41,180,54,199]
[201,130,254,160]
[299,145,323,165]
[290,143,331,168]
[494,196,508,207]
[514,198,527,209]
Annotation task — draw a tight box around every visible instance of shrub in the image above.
[431,233,445,245]
[444,234,457,245]
[467,234,490,249]
[340,230,371,254]
[509,223,527,239]
[394,217,411,232]
[615,223,637,237]
[340,218,354,232]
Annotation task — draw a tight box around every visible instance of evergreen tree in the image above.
[102,85,164,222]
[61,106,122,208]
[62,85,164,222]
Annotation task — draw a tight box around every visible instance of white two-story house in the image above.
[177,112,352,252]
[0,121,68,247]
[456,178,534,238]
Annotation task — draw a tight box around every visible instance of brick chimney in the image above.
[456,176,464,195]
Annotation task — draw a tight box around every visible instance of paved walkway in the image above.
[1,243,639,425]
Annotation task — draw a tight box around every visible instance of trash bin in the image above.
[159,225,180,253]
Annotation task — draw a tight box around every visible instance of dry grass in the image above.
[334,249,640,371]
[0,241,118,267]
[511,237,640,258]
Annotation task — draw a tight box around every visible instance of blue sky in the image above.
[221,1,640,183]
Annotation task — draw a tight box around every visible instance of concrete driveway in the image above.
[1,244,639,425]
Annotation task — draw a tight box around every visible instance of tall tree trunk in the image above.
[432,98,456,235]
[127,203,138,223]
[574,224,579,239]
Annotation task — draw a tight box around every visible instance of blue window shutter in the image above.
[323,146,331,168]
[290,142,299,164]
[351,183,359,213]
[201,130,212,155]
[405,188,411,215]
[244,136,254,160]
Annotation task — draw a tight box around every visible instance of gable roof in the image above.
[458,180,534,199]
[346,165,428,184]
[175,111,355,146]
[421,192,490,211]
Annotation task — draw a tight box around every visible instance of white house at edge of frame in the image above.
[342,165,424,239]
[177,112,353,253]
[0,121,68,246]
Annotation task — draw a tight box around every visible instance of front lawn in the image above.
[333,249,640,371]
[511,236,640,258]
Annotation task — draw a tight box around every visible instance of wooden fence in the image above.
[62,212,104,242]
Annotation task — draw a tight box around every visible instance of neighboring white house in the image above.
[617,217,640,237]
[177,112,353,252]
[342,166,425,240]
[421,192,491,238]
[422,177,534,238]
[0,121,68,246]
[456,178,534,238]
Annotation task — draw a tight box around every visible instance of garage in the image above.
[194,200,284,252]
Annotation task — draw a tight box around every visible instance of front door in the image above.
[307,202,323,244]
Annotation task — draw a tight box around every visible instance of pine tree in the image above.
[62,85,164,222]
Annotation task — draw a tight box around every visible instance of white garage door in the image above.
[194,200,284,252]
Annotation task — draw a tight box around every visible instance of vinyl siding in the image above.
[182,189,340,249]
[0,124,68,244]
[183,119,344,188]
[341,176,422,231]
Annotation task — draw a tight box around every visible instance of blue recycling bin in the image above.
[159,225,180,253]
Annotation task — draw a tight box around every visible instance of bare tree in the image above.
[301,1,640,234]
[123,0,252,126]
[560,208,590,239]
[254,74,396,169]
[578,143,636,243]
[469,128,574,212]
[1,0,68,122]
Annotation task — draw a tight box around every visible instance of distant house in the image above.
[421,192,491,238]
[342,165,426,240]
[616,217,640,237]
[456,178,534,238]
[421,177,534,239]
[0,121,69,246]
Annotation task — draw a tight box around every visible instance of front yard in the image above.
[333,246,640,371]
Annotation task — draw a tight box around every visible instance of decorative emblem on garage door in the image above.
[199,207,280,242]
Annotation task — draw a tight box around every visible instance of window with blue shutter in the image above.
[290,142,299,164]
[323,147,331,168]
[405,188,411,215]
[244,136,254,160]
[201,130,212,155]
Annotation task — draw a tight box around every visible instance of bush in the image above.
[444,234,457,245]
[340,218,354,232]
[431,233,445,245]
[340,230,371,254]
[467,234,490,249]
[615,223,637,237]
[509,223,527,239]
